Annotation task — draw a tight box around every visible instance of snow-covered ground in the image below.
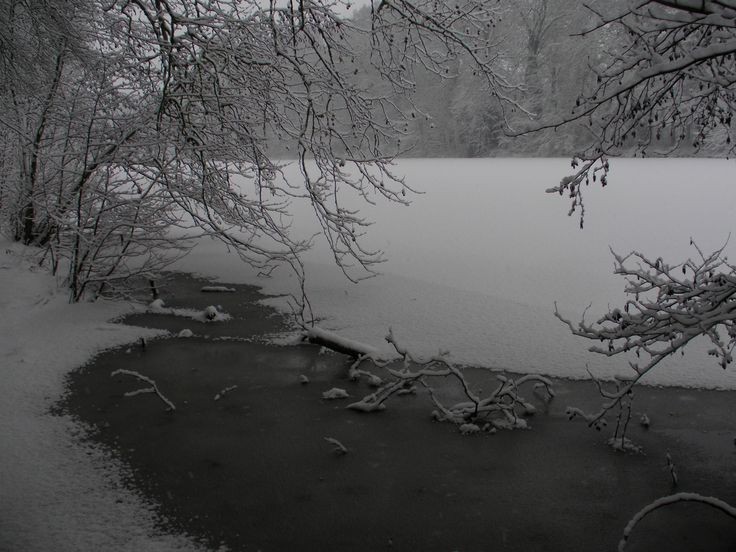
[0,242,204,552]
[175,157,736,389]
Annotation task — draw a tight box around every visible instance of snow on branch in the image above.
[303,326,381,359]
[619,492,736,551]
[556,241,736,429]
[324,436,349,456]
[545,156,610,228]
[214,385,238,401]
[345,328,554,432]
[532,0,736,218]
[110,369,175,412]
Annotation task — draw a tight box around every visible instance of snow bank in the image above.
[322,387,350,400]
[0,242,205,552]
[148,299,231,322]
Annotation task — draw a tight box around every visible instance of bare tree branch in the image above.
[0,0,516,306]
[520,0,736,223]
[344,328,555,432]
[619,492,736,551]
[556,241,736,426]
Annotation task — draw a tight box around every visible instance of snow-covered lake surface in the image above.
[175,157,736,390]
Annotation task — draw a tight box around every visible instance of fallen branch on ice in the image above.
[666,451,678,487]
[303,326,380,359]
[324,436,348,455]
[349,363,383,387]
[345,328,555,433]
[214,385,238,401]
[110,369,175,411]
[619,493,736,551]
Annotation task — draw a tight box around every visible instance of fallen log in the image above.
[303,326,380,359]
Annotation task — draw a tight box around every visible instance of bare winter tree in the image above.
[533,1,736,423]
[542,0,736,223]
[501,0,602,155]
[517,0,568,116]
[0,0,515,305]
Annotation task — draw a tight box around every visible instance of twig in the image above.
[110,368,175,411]
[324,436,348,455]
[214,385,238,401]
[666,451,678,487]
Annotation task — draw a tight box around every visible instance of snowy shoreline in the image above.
[175,245,736,391]
[3,232,736,550]
[62,274,736,552]
[0,242,206,552]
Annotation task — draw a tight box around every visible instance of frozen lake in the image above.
[175,157,736,389]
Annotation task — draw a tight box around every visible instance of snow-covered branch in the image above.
[303,326,381,359]
[619,492,736,551]
[529,0,736,221]
[110,368,176,412]
[324,436,349,455]
[214,385,238,401]
[557,242,736,428]
[344,328,554,432]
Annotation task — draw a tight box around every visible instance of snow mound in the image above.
[346,395,387,412]
[149,298,166,311]
[200,285,236,293]
[146,301,231,323]
[322,387,350,400]
[459,423,481,435]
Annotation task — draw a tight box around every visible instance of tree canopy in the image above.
[545,0,736,223]
[0,0,514,303]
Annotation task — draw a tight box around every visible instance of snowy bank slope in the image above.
[0,243,204,552]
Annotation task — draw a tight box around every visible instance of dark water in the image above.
[60,273,736,552]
